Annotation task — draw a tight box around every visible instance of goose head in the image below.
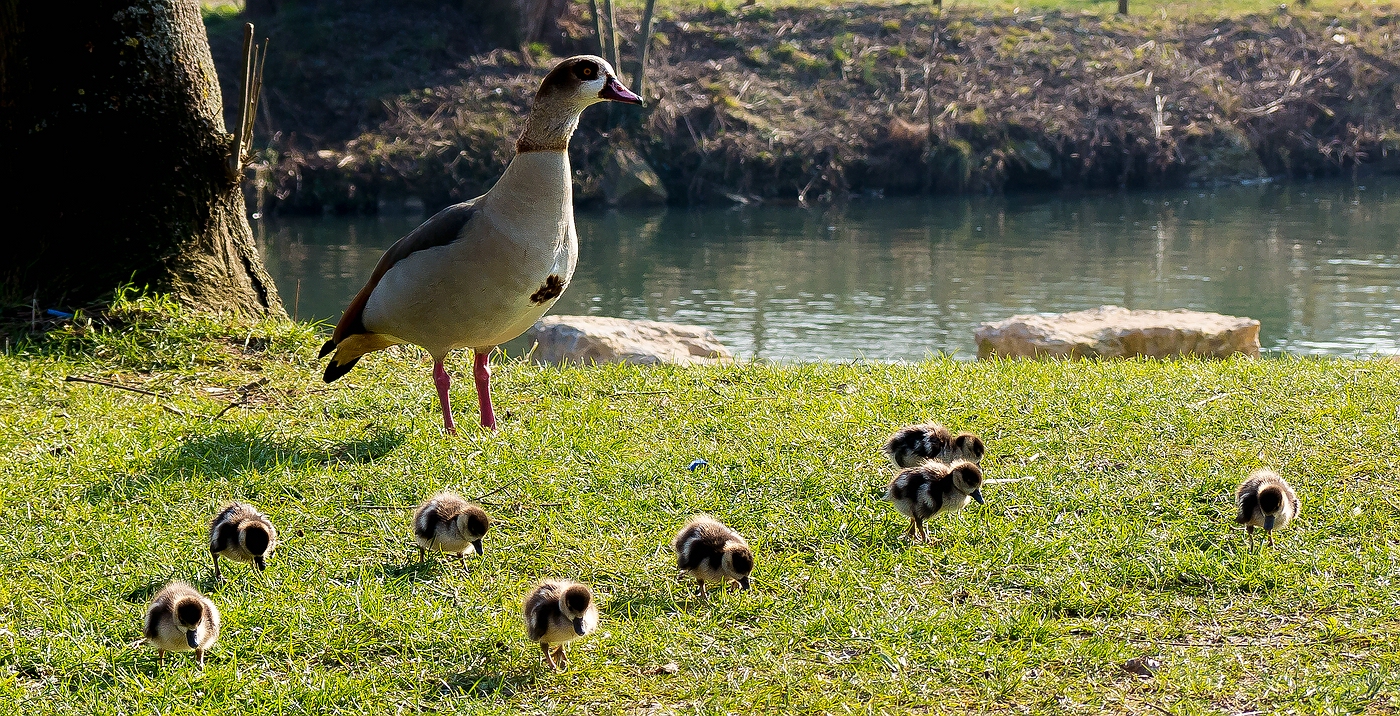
[240,522,273,570]
[1257,485,1285,530]
[723,541,754,590]
[559,584,595,636]
[518,55,640,152]
[948,433,986,463]
[536,55,641,108]
[174,598,205,648]
[949,459,985,505]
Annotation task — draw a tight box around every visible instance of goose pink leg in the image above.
[474,349,497,431]
[433,360,457,436]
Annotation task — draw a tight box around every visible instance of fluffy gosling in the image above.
[883,422,985,468]
[1235,469,1300,547]
[886,459,984,542]
[672,515,754,598]
[143,581,220,666]
[209,502,278,580]
[523,579,599,670]
[412,491,491,562]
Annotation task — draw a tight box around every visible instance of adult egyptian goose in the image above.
[318,56,642,433]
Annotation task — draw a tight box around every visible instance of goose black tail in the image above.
[323,356,360,383]
[318,339,337,359]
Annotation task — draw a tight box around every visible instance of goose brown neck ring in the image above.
[515,103,583,154]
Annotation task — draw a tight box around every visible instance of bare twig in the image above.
[473,474,526,503]
[64,375,166,398]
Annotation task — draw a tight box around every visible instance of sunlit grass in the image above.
[1,297,1397,713]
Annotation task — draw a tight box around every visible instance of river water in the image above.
[257,179,1400,361]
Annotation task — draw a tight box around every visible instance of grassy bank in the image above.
[1,297,1398,713]
[204,0,1400,212]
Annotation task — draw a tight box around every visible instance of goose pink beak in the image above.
[599,76,642,105]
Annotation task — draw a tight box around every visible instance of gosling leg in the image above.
[541,643,558,670]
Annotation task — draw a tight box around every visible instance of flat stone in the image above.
[524,316,732,366]
[974,306,1261,360]
[601,142,668,207]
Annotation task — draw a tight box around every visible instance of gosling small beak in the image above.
[254,555,267,571]
[738,576,751,591]
[599,76,643,105]
[572,617,586,636]
[472,539,484,556]
[1263,514,1276,531]
[186,628,199,649]
[971,489,985,505]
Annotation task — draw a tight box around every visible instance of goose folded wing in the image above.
[324,202,481,351]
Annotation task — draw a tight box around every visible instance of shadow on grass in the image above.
[441,668,538,699]
[84,428,405,503]
[161,427,406,472]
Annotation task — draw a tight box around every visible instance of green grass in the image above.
[2,296,1399,713]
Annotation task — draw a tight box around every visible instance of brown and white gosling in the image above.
[523,579,599,670]
[1235,469,1300,547]
[412,491,491,562]
[885,459,984,542]
[143,581,220,666]
[883,422,985,468]
[209,502,278,580]
[672,515,754,597]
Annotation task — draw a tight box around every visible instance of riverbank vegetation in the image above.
[2,296,1397,712]
[203,0,1400,212]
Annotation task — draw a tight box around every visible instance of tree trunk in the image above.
[631,0,657,99]
[0,0,283,316]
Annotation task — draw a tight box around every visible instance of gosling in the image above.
[412,491,491,562]
[883,422,985,468]
[885,459,984,542]
[143,581,220,666]
[523,579,599,670]
[672,515,754,598]
[209,502,278,580]
[1235,469,1300,547]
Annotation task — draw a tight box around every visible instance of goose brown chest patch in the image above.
[530,275,565,304]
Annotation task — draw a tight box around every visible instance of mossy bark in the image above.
[0,0,283,316]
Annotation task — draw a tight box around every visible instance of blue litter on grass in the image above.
[686,459,708,471]
[46,309,74,318]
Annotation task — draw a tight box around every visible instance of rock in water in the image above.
[974,306,1260,359]
[525,316,732,366]
[602,142,668,207]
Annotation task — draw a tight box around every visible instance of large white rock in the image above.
[524,316,733,366]
[975,306,1260,359]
